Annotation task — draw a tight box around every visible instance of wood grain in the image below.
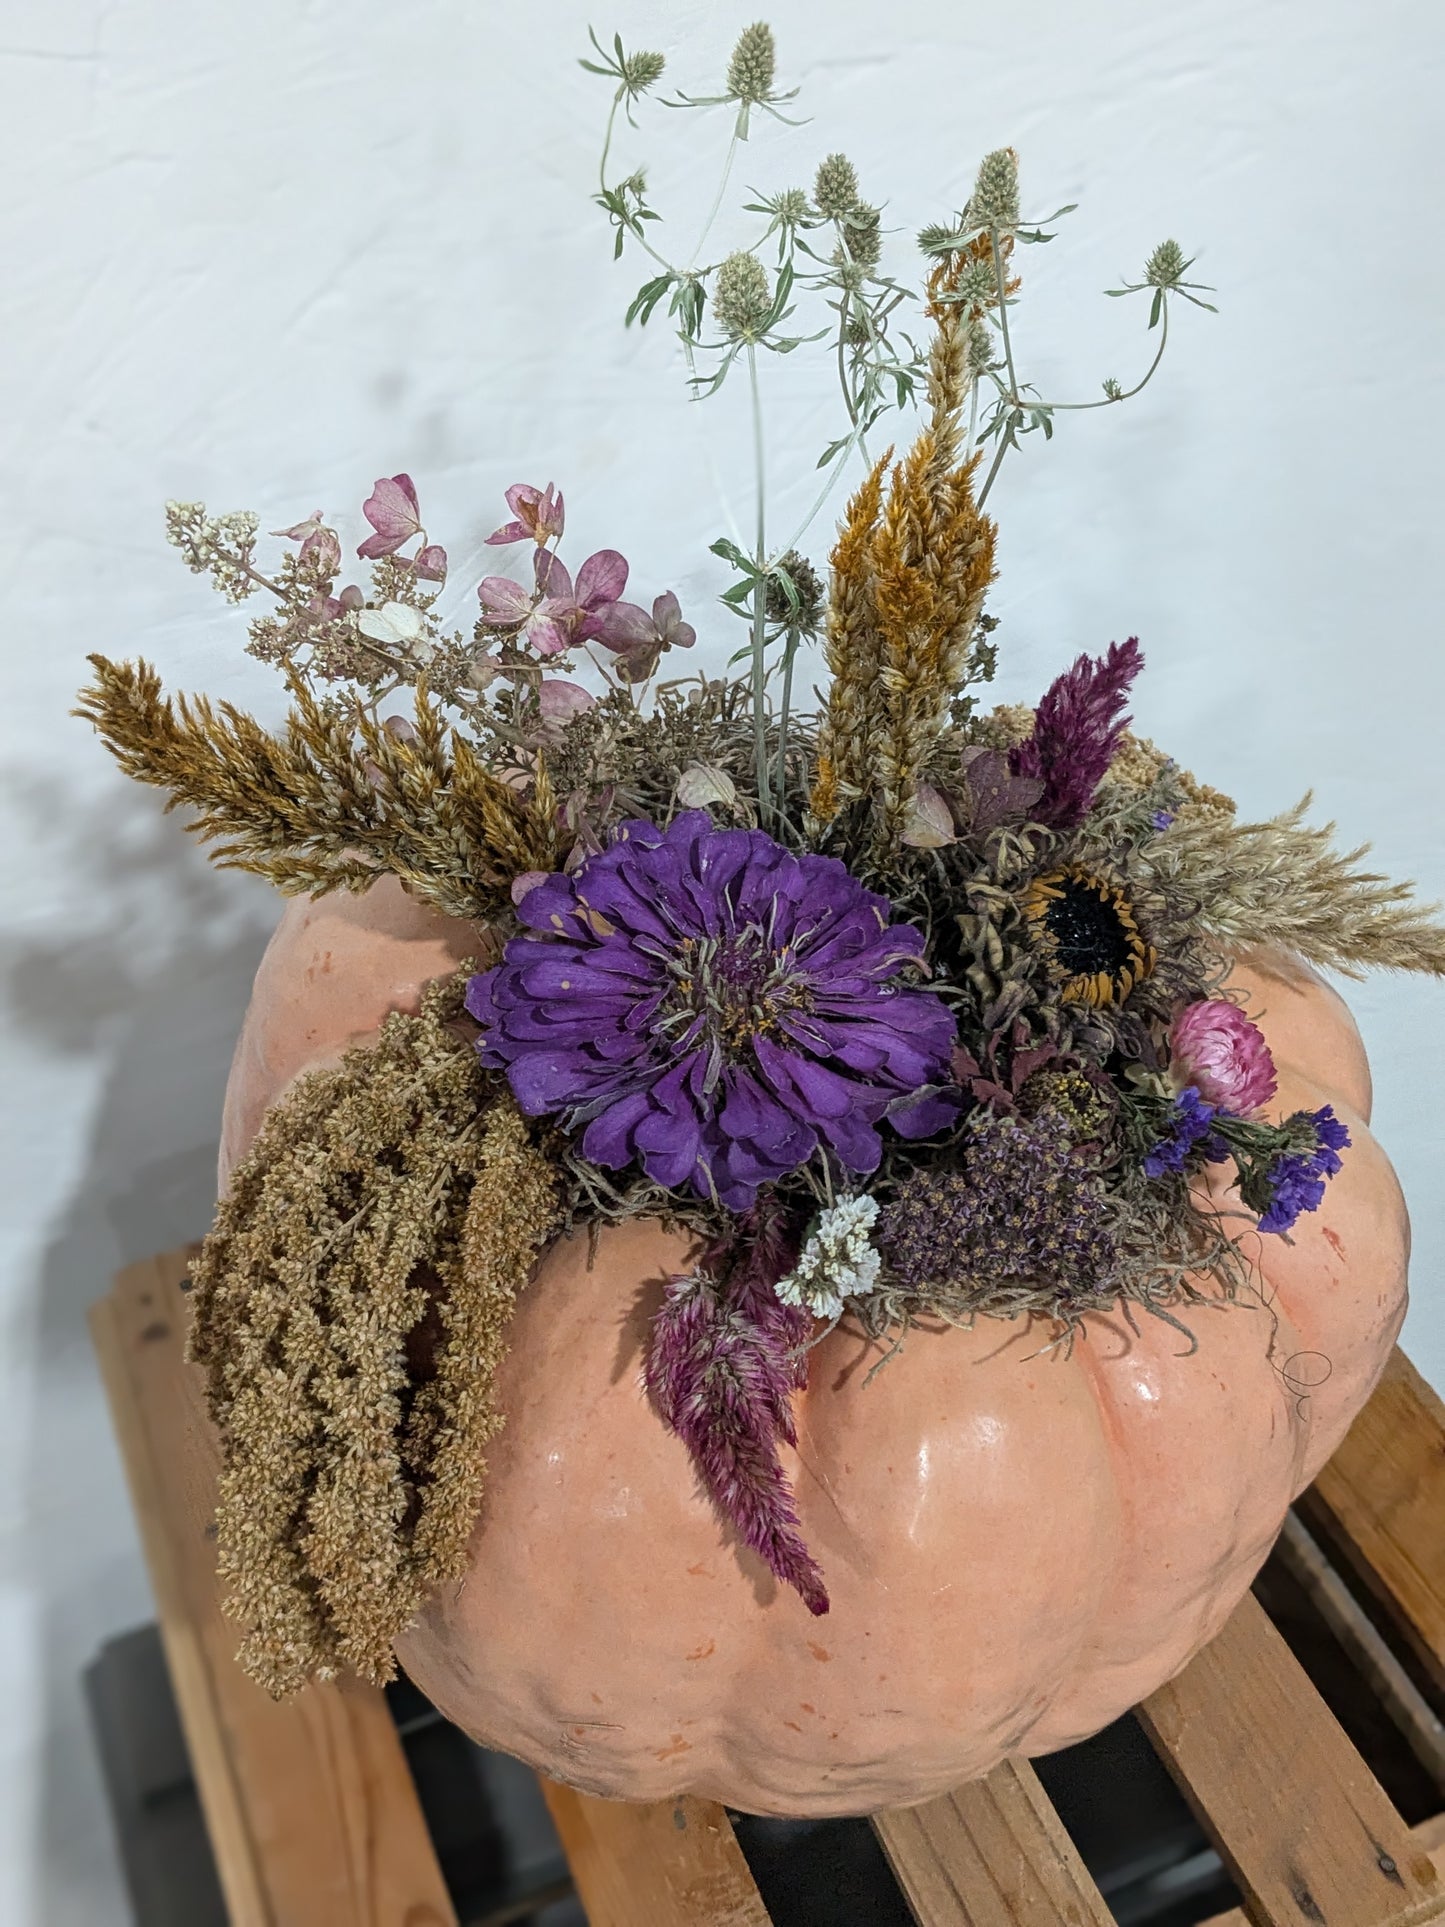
[91,1250,457,1927]
[1137,1591,1445,1926]
[1301,1349,1445,1697]
[872,1757,1113,1926]
[1198,1815,1445,1927]
[540,1782,771,1926]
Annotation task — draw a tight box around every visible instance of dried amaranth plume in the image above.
[188,973,558,1696]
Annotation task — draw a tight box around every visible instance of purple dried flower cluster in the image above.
[643,1204,828,1615]
[1257,1107,1351,1235]
[1142,1087,1230,1177]
[878,1110,1117,1295]
[1010,637,1144,828]
[469,812,959,1210]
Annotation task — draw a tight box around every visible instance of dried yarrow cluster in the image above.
[188,973,558,1694]
[77,16,1445,1658]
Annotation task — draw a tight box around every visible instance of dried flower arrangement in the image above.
[79,23,1445,1692]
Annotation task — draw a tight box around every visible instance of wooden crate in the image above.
[91,1249,1445,1926]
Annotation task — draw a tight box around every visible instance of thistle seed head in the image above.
[727,21,776,103]
[764,550,825,634]
[966,320,996,377]
[1144,238,1188,289]
[622,48,665,95]
[713,250,773,342]
[772,186,812,226]
[813,152,861,219]
[955,256,999,313]
[841,204,882,270]
[968,147,1020,231]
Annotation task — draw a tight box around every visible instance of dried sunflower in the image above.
[1023,865,1155,1007]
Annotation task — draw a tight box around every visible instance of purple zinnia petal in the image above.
[470,811,956,1208]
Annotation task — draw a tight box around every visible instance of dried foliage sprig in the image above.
[188,973,558,1695]
[1143,798,1445,978]
[75,655,558,920]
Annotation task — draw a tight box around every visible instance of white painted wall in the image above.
[3,1,1442,1915]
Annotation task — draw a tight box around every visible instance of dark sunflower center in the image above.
[1042,876,1134,980]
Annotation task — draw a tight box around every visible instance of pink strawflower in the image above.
[357,474,423,559]
[1169,999,1278,1115]
[486,482,565,547]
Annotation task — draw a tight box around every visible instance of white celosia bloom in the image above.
[774,1194,881,1320]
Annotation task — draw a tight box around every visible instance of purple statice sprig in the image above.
[643,1200,829,1616]
[1241,1106,1351,1236]
[1135,1088,1351,1238]
[1141,1086,1230,1177]
[1010,636,1144,828]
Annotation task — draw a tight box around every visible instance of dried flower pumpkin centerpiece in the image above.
[79,22,1444,1814]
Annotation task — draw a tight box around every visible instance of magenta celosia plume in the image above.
[644,1202,829,1615]
[1010,636,1144,827]
[1168,998,1278,1115]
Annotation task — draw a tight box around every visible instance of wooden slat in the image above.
[1200,1814,1445,1927]
[1137,1591,1445,1926]
[91,1250,456,1927]
[540,1782,771,1926]
[872,1757,1113,1926]
[1301,1349,1445,1696]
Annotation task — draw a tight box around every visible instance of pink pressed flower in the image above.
[482,549,629,658]
[307,582,364,621]
[595,588,696,677]
[412,543,448,582]
[477,574,533,625]
[486,482,565,547]
[1169,999,1278,1115]
[271,512,324,540]
[299,525,342,574]
[538,679,595,723]
[357,473,422,559]
[531,678,596,746]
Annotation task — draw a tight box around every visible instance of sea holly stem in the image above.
[774,624,801,797]
[691,131,742,268]
[989,225,1020,404]
[747,342,771,823]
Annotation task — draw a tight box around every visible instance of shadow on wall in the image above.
[2,769,277,1922]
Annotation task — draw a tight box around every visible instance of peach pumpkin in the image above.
[218,878,1408,1817]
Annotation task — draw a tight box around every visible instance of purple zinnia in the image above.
[467,811,958,1210]
[1257,1105,1351,1235]
[1142,1086,1230,1177]
[1010,636,1144,828]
